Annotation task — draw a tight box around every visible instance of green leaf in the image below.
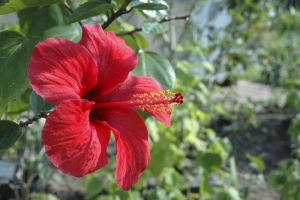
[0,120,22,150]
[0,0,64,14]
[164,168,180,188]
[268,171,287,188]
[101,0,112,3]
[132,0,168,10]
[86,177,103,200]
[147,134,173,176]
[119,33,150,50]
[18,4,71,37]
[141,21,168,34]
[218,138,232,160]
[230,157,238,185]
[68,1,112,24]
[0,30,38,117]
[226,187,241,200]
[37,163,50,181]
[43,25,81,42]
[107,183,130,200]
[31,193,59,200]
[201,172,212,195]
[30,90,54,114]
[6,89,31,120]
[183,118,199,133]
[0,0,10,7]
[132,51,175,90]
[203,61,215,73]
[198,152,223,172]
[246,153,265,173]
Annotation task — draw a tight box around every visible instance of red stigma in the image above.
[173,92,184,104]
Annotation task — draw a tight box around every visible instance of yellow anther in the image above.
[133,89,181,114]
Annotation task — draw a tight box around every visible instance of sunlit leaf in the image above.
[86,177,103,200]
[132,51,175,90]
[43,25,81,42]
[201,172,212,195]
[132,0,168,10]
[183,118,200,133]
[31,193,59,200]
[227,187,241,200]
[147,134,173,176]
[120,33,150,50]
[141,21,168,34]
[246,153,266,172]
[230,157,238,185]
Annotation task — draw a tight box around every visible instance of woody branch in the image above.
[116,14,191,36]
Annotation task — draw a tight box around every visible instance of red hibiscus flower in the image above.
[28,25,183,190]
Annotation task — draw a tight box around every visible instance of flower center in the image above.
[93,90,183,114]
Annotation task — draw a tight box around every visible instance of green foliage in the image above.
[230,157,238,185]
[0,30,38,117]
[6,89,31,120]
[85,177,103,200]
[31,193,59,200]
[119,33,150,50]
[141,21,168,34]
[198,152,223,172]
[266,95,300,198]
[30,90,53,114]
[18,4,71,37]
[43,25,81,42]
[0,0,64,14]
[68,1,112,24]
[1,0,300,199]
[0,120,22,150]
[268,159,300,200]
[132,51,175,90]
[217,187,241,200]
[246,153,266,173]
[132,0,169,10]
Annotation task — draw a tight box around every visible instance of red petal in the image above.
[101,110,149,190]
[28,38,98,105]
[42,99,110,177]
[79,25,137,95]
[98,76,171,126]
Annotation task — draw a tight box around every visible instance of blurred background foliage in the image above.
[1,0,300,199]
